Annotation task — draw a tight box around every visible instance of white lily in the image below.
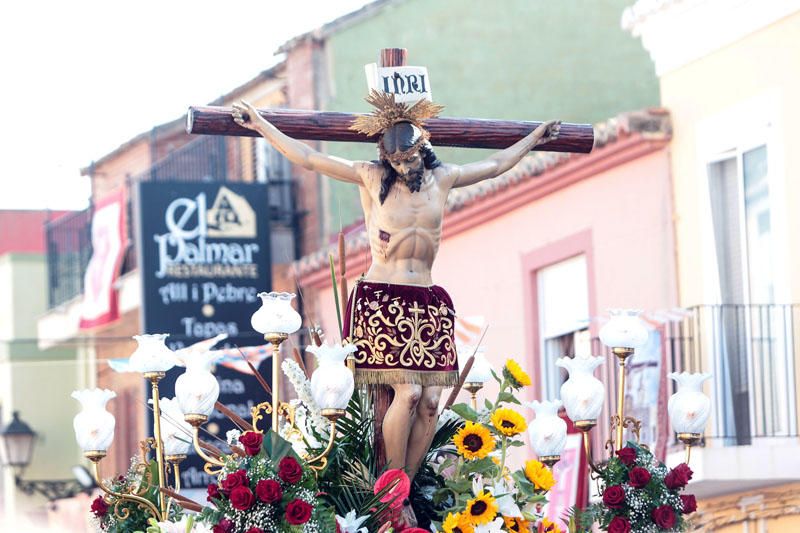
[474,517,505,532]
[226,429,241,447]
[472,474,484,496]
[489,478,522,518]
[336,510,369,533]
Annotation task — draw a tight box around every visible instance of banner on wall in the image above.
[136,181,272,489]
[79,189,127,329]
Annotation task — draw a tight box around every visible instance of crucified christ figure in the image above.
[232,96,559,485]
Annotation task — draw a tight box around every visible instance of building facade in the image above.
[625,0,800,530]
[0,210,83,529]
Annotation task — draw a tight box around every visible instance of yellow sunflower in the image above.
[539,517,563,533]
[524,459,556,491]
[464,491,498,525]
[503,359,532,388]
[503,516,531,532]
[454,422,495,460]
[490,408,528,437]
[442,512,475,533]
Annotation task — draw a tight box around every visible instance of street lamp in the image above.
[0,411,86,501]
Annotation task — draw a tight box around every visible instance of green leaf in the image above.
[497,392,521,405]
[264,430,295,460]
[461,456,496,475]
[451,403,479,422]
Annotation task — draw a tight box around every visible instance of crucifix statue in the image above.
[188,48,592,525]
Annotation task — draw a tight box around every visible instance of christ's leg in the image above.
[382,383,422,471]
[404,385,443,481]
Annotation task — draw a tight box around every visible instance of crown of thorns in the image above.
[350,90,444,162]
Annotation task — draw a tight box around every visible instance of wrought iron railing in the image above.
[46,208,93,307]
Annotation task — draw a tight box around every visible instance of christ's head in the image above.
[378,121,441,204]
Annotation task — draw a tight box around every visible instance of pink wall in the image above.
[307,145,677,462]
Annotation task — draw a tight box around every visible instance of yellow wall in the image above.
[661,12,800,435]
[662,11,800,305]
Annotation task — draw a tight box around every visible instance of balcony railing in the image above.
[46,208,93,307]
[590,304,799,450]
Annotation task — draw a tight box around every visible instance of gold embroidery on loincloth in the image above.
[349,296,456,371]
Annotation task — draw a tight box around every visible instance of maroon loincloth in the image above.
[342,279,459,386]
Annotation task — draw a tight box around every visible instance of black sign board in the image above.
[136,181,271,489]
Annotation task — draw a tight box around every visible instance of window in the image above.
[536,254,590,399]
[255,138,294,223]
[707,143,796,442]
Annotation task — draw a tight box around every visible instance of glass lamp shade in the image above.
[307,342,357,410]
[556,355,605,422]
[129,334,178,374]
[599,309,649,349]
[459,345,493,384]
[527,400,568,458]
[71,389,116,453]
[251,292,302,335]
[175,352,220,417]
[155,397,193,456]
[0,412,36,468]
[668,372,712,434]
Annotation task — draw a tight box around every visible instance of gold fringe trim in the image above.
[355,368,459,387]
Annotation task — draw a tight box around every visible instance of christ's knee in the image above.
[393,384,422,412]
[418,387,442,419]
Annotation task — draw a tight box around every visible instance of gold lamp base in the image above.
[165,454,187,465]
[539,455,560,468]
[143,371,166,382]
[264,332,289,345]
[574,419,597,432]
[184,414,209,428]
[676,432,702,446]
[84,450,108,463]
[321,408,346,421]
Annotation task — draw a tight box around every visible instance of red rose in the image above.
[278,456,303,484]
[229,485,255,511]
[652,505,677,529]
[220,469,249,495]
[616,446,637,466]
[680,494,697,514]
[285,498,313,525]
[212,519,234,533]
[602,485,626,509]
[628,466,652,488]
[665,463,693,490]
[608,516,631,533]
[239,431,263,456]
[245,528,264,533]
[90,496,109,517]
[256,479,283,503]
[207,483,221,502]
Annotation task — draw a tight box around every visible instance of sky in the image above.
[0,0,373,211]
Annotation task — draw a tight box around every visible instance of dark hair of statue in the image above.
[376,122,442,204]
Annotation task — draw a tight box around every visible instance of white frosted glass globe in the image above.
[71,389,116,452]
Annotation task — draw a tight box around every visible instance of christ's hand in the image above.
[534,119,561,146]
[232,100,266,132]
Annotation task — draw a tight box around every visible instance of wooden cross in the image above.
[187,49,594,154]
[186,48,594,471]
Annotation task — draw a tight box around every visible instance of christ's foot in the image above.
[400,500,418,528]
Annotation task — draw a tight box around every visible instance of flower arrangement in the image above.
[429,360,558,532]
[569,443,697,533]
[201,429,336,532]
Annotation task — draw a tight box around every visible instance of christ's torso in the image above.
[358,164,450,286]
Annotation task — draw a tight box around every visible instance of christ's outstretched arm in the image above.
[450,119,561,189]
[233,100,369,184]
